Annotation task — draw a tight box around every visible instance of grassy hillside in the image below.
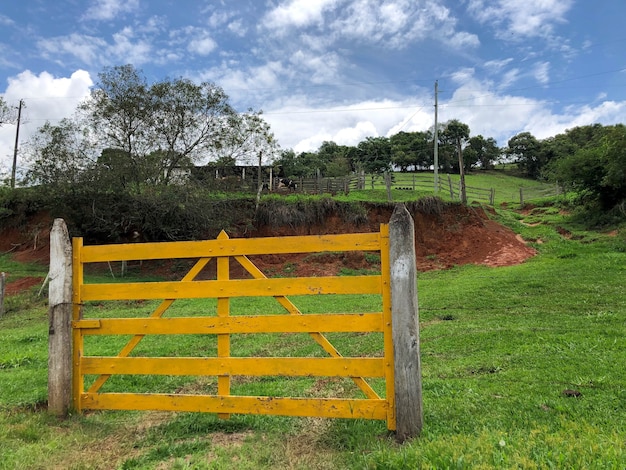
[333,170,559,205]
[0,199,624,469]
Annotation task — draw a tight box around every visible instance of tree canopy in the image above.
[25,65,277,192]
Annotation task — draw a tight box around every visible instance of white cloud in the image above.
[467,0,574,39]
[0,70,93,177]
[261,71,626,156]
[188,36,217,56]
[499,68,521,89]
[38,34,107,65]
[228,20,247,37]
[110,27,153,64]
[533,61,550,85]
[289,50,341,84]
[263,97,431,152]
[83,0,140,21]
[484,58,514,72]
[37,28,155,67]
[0,14,15,26]
[448,31,480,49]
[261,0,478,52]
[262,0,338,32]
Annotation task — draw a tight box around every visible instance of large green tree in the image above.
[464,135,499,170]
[550,124,626,211]
[356,136,393,174]
[390,131,432,171]
[24,119,95,189]
[506,132,543,178]
[316,141,352,177]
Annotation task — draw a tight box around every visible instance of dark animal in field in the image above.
[278,178,297,191]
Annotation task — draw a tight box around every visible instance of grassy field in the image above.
[1,199,625,469]
[334,170,558,205]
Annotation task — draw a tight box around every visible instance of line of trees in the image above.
[275,122,625,214]
[7,63,626,219]
[275,120,500,179]
[23,65,278,194]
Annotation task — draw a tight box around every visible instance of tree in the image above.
[506,132,543,178]
[390,131,432,171]
[550,124,626,211]
[78,64,263,190]
[0,97,14,126]
[356,136,393,174]
[465,135,500,170]
[317,141,352,177]
[149,77,237,184]
[24,119,95,189]
[210,110,278,168]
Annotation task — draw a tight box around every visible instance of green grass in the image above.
[332,170,559,205]
[0,204,625,469]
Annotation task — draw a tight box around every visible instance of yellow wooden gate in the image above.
[72,226,395,430]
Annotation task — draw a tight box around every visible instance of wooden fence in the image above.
[0,272,5,318]
[288,173,497,205]
[48,206,423,441]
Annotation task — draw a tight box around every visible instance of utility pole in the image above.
[11,99,24,189]
[433,81,439,193]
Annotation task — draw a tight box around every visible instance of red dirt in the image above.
[3,276,45,295]
[0,205,536,294]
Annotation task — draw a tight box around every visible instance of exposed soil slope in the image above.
[0,204,535,293]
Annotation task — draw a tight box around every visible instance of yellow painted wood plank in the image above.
[379,223,396,431]
[81,393,388,420]
[81,357,385,377]
[216,234,231,419]
[80,232,382,262]
[81,275,382,301]
[74,319,101,329]
[77,313,383,335]
[86,257,212,394]
[72,237,85,412]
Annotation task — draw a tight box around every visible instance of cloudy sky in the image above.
[1,0,625,176]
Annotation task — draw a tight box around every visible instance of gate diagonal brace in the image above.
[87,257,212,394]
[235,254,380,400]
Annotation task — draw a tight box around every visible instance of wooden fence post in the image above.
[447,174,455,200]
[48,218,73,417]
[0,272,6,318]
[389,204,423,442]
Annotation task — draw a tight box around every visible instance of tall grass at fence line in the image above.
[0,206,624,469]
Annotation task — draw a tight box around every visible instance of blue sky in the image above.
[1,0,625,174]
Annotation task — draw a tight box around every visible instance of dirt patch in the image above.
[3,276,45,295]
[0,204,536,291]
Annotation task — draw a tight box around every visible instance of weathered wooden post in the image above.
[389,204,423,442]
[48,218,73,417]
[447,174,455,200]
[0,272,6,318]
